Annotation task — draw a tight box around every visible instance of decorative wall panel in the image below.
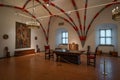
[16,22,31,49]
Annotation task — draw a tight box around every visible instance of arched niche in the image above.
[96,23,118,52]
[55,28,68,48]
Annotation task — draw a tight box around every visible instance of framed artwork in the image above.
[16,22,31,49]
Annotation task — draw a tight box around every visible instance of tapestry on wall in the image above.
[16,22,31,49]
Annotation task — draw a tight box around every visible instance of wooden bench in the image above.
[14,49,35,56]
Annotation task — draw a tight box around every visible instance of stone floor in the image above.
[0,53,120,80]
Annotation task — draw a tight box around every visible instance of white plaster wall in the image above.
[118,23,120,56]
[0,7,45,58]
[31,28,46,52]
[85,26,96,52]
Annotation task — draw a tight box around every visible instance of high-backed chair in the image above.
[4,46,10,57]
[44,45,54,59]
[87,46,98,67]
[36,45,40,53]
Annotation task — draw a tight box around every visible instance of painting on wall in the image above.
[16,22,31,49]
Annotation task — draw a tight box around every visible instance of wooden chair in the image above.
[4,46,10,57]
[44,45,54,59]
[87,46,98,67]
[36,45,40,53]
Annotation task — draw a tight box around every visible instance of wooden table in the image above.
[53,50,84,64]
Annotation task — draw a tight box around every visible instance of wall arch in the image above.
[96,23,118,51]
[55,28,68,47]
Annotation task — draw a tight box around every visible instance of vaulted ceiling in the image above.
[0,0,120,47]
[0,0,119,20]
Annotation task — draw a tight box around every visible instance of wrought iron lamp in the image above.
[112,6,120,21]
[26,0,39,28]
[26,20,39,28]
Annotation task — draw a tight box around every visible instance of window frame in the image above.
[61,31,68,44]
[99,29,112,45]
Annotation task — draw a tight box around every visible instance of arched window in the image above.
[99,29,112,45]
[56,28,68,46]
[96,23,117,47]
[61,31,68,44]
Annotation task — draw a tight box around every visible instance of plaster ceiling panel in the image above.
[14,8,31,18]
[27,4,51,19]
[52,0,74,13]
[46,5,62,15]
[75,0,85,9]
[2,0,27,7]
[1,0,120,24]
[25,0,60,20]
[88,0,114,8]
[25,0,41,9]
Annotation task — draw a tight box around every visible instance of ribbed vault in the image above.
[0,0,120,47]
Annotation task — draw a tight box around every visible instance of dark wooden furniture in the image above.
[14,49,35,56]
[36,45,40,53]
[96,50,102,55]
[53,49,84,64]
[87,46,98,67]
[109,51,118,57]
[4,46,10,57]
[44,45,54,59]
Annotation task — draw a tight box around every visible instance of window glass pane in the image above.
[99,29,112,45]
[66,39,68,43]
[100,38,105,44]
[100,30,105,37]
[62,39,66,43]
[106,38,111,44]
[61,31,68,44]
[106,30,111,37]
[62,32,66,37]
[66,32,68,37]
